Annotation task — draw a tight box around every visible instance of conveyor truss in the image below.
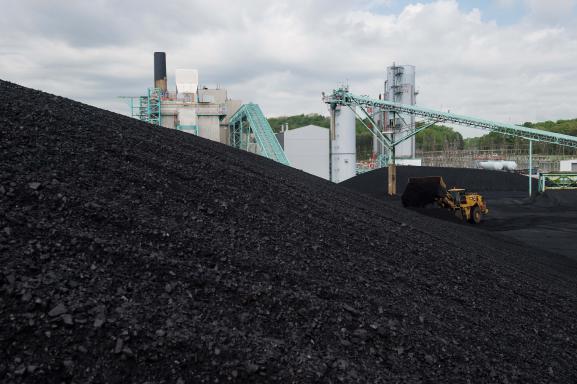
[228,103,290,166]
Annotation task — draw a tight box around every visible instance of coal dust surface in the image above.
[344,167,577,261]
[341,165,538,199]
[2,80,577,383]
[481,190,577,260]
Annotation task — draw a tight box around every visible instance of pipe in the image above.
[154,52,167,93]
[529,140,533,196]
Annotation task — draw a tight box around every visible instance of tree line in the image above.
[268,115,577,159]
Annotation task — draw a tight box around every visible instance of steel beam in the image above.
[392,120,439,147]
[324,89,577,149]
[347,105,391,148]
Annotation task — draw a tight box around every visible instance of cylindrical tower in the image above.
[383,64,417,158]
[154,52,167,93]
[373,105,386,165]
[330,105,356,183]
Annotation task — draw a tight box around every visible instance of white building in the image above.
[560,159,577,172]
[277,125,330,180]
[152,52,242,145]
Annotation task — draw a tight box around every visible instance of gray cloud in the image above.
[1,0,576,138]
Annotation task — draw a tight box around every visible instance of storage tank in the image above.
[479,161,504,171]
[383,64,417,158]
[502,161,518,171]
[331,105,356,183]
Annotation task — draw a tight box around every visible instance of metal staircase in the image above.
[132,88,162,125]
[229,103,290,166]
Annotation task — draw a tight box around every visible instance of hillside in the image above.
[267,114,330,132]
[415,124,464,151]
[526,118,577,136]
[464,119,577,154]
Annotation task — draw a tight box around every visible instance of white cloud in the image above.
[523,0,577,24]
[494,0,518,8]
[1,0,576,138]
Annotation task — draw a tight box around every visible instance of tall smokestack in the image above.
[154,52,167,93]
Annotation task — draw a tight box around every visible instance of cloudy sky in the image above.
[1,0,576,137]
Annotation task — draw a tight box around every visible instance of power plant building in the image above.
[146,52,242,145]
[276,125,330,180]
[372,64,418,161]
[384,64,417,158]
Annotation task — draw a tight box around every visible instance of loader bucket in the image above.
[401,176,448,207]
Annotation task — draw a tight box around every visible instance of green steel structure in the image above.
[324,88,577,195]
[125,88,162,126]
[229,103,290,166]
[324,88,577,149]
[538,173,577,192]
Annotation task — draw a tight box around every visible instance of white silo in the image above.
[330,105,356,183]
[383,64,417,159]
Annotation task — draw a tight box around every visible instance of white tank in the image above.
[479,161,504,171]
[502,161,518,171]
[331,105,356,183]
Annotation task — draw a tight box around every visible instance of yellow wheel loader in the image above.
[401,176,489,224]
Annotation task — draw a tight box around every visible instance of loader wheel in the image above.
[470,206,482,224]
[454,209,464,221]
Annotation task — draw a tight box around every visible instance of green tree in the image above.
[267,114,330,132]
[463,118,577,155]
[415,124,464,152]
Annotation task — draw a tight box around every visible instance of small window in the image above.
[571,162,577,172]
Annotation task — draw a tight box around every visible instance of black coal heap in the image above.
[1,80,577,383]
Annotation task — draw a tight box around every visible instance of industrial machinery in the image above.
[401,176,489,224]
[323,87,577,195]
[538,172,577,192]
[121,52,289,166]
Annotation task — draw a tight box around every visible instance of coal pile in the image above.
[529,190,577,209]
[342,166,538,198]
[2,79,577,383]
[479,190,577,260]
[400,177,447,208]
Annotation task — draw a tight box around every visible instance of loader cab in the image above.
[448,188,466,207]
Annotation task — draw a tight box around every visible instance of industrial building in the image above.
[128,55,425,185]
[373,64,419,162]
[276,125,330,180]
[384,64,417,159]
[132,52,242,145]
[125,52,291,167]
[324,64,420,184]
[560,159,577,172]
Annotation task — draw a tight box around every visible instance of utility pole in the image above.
[528,139,533,196]
[388,114,397,196]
